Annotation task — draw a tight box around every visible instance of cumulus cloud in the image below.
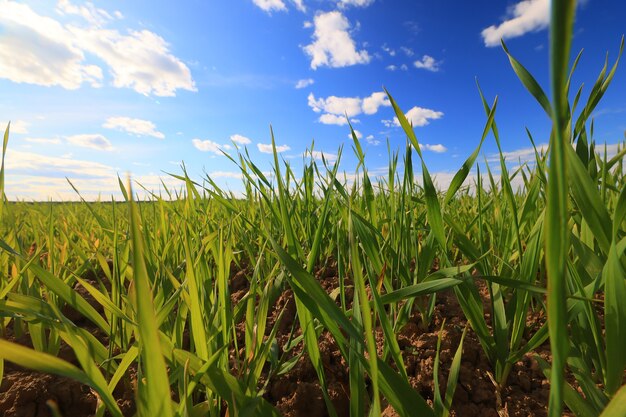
[318,114,351,126]
[1,120,29,134]
[308,93,362,116]
[252,0,287,13]
[257,143,290,153]
[69,26,196,96]
[295,78,314,89]
[362,92,390,114]
[230,134,252,145]
[303,11,370,69]
[481,0,550,47]
[308,91,389,125]
[420,143,447,153]
[0,2,103,90]
[0,1,195,96]
[103,117,164,139]
[192,139,230,155]
[414,55,441,72]
[383,106,444,127]
[66,134,113,150]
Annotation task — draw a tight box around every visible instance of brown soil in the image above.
[0,371,97,417]
[1,259,136,417]
[1,259,578,417]
[259,278,562,417]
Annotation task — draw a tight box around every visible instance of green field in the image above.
[1,3,626,417]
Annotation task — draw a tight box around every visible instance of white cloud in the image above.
[481,0,550,47]
[383,106,444,127]
[3,149,186,200]
[192,138,229,155]
[308,150,338,162]
[24,137,61,145]
[0,2,103,90]
[291,0,306,12]
[386,65,397,71]
[103,116,164,139]
[308,92,362,116]
[1,120,29,134]
[308,91,390,124]
[257,143,290,153]
[318,114,351,125]
[230,134,252,145]
[362,92,390,114]
[414,55,441,72]
[487,142,623,167]
[252,0,287,12]
[295,78,315,89]
[66,134,113,150]
[400,64,408,71]
[70,26,196,96]
[349,129,363,139]
[365,134,380,146]
[0,2,195,96]
[209,171,244,179]
[336,0,375,7]
[486,143,549,164]
[56,0,113,27]
[420,143,447,153]
[381,44,396,56]
[303,11,370,69]
[400,46,414,57]
[5,149,114,179]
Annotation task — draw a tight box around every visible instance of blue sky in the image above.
[1,0,625,200]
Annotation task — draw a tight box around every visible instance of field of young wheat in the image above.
[1,3,625,417]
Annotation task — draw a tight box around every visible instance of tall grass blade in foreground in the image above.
[127,179,173,417]
[546,1,576,416]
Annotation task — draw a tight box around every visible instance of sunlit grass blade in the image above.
[0,122,9,219]
[566,144,612,253]
[443,94,497,206]
[172,349,281,416]
[501,41,552,118]
[599,385,626,417]
[434,323,468,417]
[603,237,626,395]
[128,178,173,417]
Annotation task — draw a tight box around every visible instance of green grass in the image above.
[1,2,626,416]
